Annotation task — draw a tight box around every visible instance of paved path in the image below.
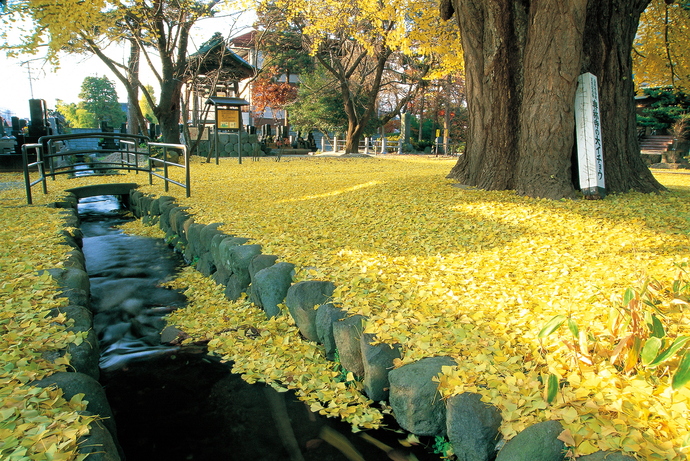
[0,181,22,191]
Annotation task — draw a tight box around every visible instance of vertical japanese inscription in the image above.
[575,73,606,199]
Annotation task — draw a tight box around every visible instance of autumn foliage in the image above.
[251,68,298,122]
[2,158,690,459]
[0,189,94,460]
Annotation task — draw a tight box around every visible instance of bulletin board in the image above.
[217,108,240,130]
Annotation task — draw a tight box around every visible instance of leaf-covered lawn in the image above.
[2,157,689,459]
[0,183,94,461]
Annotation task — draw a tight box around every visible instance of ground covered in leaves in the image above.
[1,157,690,460]
[0,177,94,460]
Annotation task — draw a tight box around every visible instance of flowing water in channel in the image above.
[78,195,441,461]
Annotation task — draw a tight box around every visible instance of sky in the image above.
[0,10,255,120]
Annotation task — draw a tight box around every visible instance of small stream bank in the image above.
[77,194,441,461]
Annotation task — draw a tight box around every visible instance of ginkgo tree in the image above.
[0,0,243,143]
[262,0,463,153]
[634,0,690,91]
[441,0,665,199]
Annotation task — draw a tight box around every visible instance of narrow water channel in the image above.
[78,195,441,461]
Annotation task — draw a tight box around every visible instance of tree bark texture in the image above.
[127,40,147,137]
[581,0,663,193]
[445,0,663,199]
[156,76,183,144]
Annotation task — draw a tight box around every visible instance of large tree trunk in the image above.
[154,62,184,144]
[344,125,363,153]
[447,0,525,192]
[515,0,588,198]
[155,82,182,144]
[445,0,663,199]
[581,0,663,193]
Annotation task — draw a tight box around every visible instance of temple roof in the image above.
[205,97,250,106]
[186,32,255,80]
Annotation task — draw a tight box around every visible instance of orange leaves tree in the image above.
[251,67,298,126]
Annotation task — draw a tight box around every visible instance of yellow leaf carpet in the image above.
[2,157,689,459]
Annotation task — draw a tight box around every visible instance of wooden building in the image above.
[183,32,256,127]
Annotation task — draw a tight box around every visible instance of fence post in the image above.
[184,146,190,198]
[148,144,154,186]
[364,137,369,155]
[333,136,337,153]
[321,136,325,153]
[22,144,33,205]
[163,146,169,192]
[238,132,242,165]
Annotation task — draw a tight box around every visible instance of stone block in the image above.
[196,252,217,278]
[209,265,228,286]
[77,416,122,461]
[248,255,279,305]
[45,267,90,308]
[333,314,367,377]
[251,262,295,318]
[158,197,178,231]
[495,420,565,461]
[316,303,347,360]
[66,329,100,380]
[210,233,230,266]
[226,242,261,271]
[199,223,224,252]
[360,333,402,402]
[249,254,279,282]
[217,238,255,272]
[63,249,86,271]
[285,281,336,342]
[33,372,119,443]
[389,356,456,436]
[185,222,205,260]
[168,207,190,242]
[446,392,502,461]
[225,273,247,300]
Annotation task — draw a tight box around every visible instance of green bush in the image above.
[637,88,690,133]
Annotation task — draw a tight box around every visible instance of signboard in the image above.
[574,72,606,199]
[217,108,240,130]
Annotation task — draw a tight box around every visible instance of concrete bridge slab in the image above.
[65,183,140,199]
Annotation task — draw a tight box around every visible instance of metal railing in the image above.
[148,142,190,197]
[321,137,397,154]
[21,143,47,204]
[22,132,190,204]
[320,136,463,155]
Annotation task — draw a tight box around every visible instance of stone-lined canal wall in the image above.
[40,187,637,461]
[37,193,123,461]
[126,189,637,461]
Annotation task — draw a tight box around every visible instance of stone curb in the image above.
[128,189,639,460]
[39,195,123,460]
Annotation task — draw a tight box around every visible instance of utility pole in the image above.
[21,60,38,99]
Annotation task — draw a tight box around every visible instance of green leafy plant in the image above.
[332,350,361,387]
[540,265,690,392]
[432,435,454,459]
